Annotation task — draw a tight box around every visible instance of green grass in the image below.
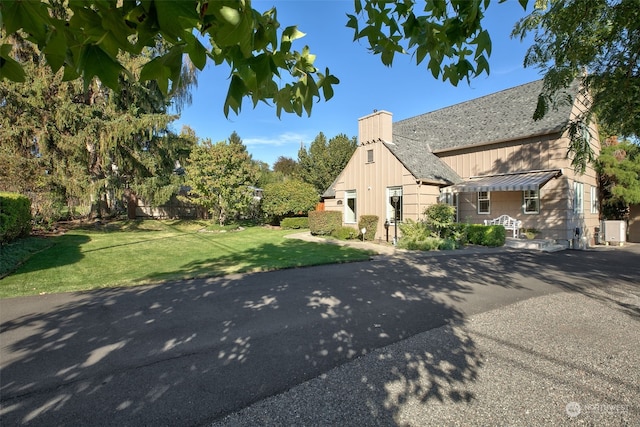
[0,220,373,298]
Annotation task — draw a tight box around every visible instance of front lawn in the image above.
[0,220,373,298]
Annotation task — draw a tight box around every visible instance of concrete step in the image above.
[505,238,566,252]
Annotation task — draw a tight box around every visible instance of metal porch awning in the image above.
[441,169,562,194]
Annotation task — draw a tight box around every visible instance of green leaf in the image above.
[224,75,246,117]
[282,26,306,52]
[154,0,198,41]
[80,44,125,90]
[3,0,50,41]
[0,45,26,82]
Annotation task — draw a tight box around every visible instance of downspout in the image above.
[416,180,421,221]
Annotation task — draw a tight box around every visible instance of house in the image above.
[322,79,601,247]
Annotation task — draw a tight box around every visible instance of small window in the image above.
[367,149,374,163]
[523,190,539,214]
[345,190,357,223]
[590,185,598,214]
[573,182,584,214]
[477,191,490,214]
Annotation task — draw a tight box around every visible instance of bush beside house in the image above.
[309,211,342,236]
[1,192,32,244]
[358,215,379,241]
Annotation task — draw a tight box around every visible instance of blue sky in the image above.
[172,0,543,167]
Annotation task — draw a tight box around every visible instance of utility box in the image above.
[602,220,626,245]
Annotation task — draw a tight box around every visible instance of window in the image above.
[366,149,374,163]
[477,191,490,214]
[344,190,357,223]
[590,185,598,214]
[573,182,584,214]
[387,187,403,223]
[523,190,539,214]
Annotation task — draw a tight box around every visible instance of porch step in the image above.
[505,238,567,252]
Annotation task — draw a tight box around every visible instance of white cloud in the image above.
[243,132,310,147]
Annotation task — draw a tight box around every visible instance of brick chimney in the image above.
[358,110,392,145]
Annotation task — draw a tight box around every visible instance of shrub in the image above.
[399,236,442,251]
[1,192,32,245]
[358,215,379,241]
[398,219,433,249]
[424,203,456,238]
[483,225,506,247]
[262,180,319,222]
[331,226,358,240]
[309,210,342,236]
[466,224,505,247]
[280,217,309,229]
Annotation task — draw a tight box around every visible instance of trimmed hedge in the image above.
[280,217,309,229]
[358,215,379,241]
[466,224,506,247]
[1,192,32,244]
[309,210,342,236]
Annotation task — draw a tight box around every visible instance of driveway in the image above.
[1,244,639,426]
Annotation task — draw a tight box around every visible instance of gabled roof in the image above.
[393,79,576,153]
[384,135,462,185]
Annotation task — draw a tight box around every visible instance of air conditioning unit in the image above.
[602,220,626,245]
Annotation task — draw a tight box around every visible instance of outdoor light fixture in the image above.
[392,195,399,245]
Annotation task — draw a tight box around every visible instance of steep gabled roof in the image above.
[384,135,462,185]
[393,79,576,152]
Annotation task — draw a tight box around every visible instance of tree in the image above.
[4,1,637,171]
[595,138,640,220]
[1,0,339,118]
[183,136,258,225]
[273,156,300,178]
[0,31,196,220]
[298,133,357,194]
[513,0,640,172]
[261,180,319,222]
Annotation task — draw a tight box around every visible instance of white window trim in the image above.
[344,190,357,224]
[477,191,490,215]
[590,185,598,214]
[523,189,540,214]
[573,182,584,215]
[387,186,403,224]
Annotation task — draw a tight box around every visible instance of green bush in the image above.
[262,180,319,221]
[1,192,32,244]
[400,236,442,251]
[398,219,434,250]
[331,226,358,240]
[483,225,506,247]
[309,210,342,236]
[280,217,309,229]
[424,203,456,238]
[358,215,379,241]
[466,224,505,247]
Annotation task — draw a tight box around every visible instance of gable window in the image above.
[366,149,374,163]
[477,191,490,214]
[344,190,357,223]
[387,187,403,223]
[573,182,584,214]
[590,185,598,214]
[523,190,539,214]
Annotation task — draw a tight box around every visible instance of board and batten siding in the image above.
[324,139,439,240]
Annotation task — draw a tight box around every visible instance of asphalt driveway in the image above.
[1,244,639,426]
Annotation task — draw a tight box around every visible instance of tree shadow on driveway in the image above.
[0,244,638,425]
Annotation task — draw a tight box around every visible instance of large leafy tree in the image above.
[183,135,258,225]
[298,133,357,194]
[3,0,637,171]
[513,0,640,171]
[1,0,339,117]
[595,138,640,220]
